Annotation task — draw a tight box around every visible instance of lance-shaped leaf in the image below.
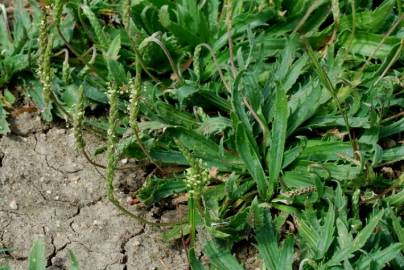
[236,122,268,198]
[203,240,244,270]
[266,86,288,197]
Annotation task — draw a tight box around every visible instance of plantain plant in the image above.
[1,0,403,269]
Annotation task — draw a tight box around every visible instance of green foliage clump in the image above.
[1,0,403,269]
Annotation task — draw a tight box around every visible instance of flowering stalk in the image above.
[104,82,181,227]
[176,140,210,197]
[53,0,64,26]
[62,49,70,84]
[122,0,131,32]
[176,140,210,247]
[106,82,119,200]
[37,10,53,117]
[128,58,141,129]
[81,5,108,49]
[128,57,161,170]
[73,85,85,151]
[193,45,202,81]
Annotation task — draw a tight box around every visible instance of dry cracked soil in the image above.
[0,113,189,270]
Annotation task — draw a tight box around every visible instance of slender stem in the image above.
[355,14,404,83]
[56,25,106,83]
[188,195,197,248]
[303,37,359,160]
[198,43,231,92]
[292,0,322,35]
[373,38,404,86]
[225,0,237,77]
[343,0,357,62]
[145,35,183,83]
[108,196,186,227]
[381,111,404,123]
[106,82,183,227]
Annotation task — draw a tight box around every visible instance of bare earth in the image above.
[0,113,188,270]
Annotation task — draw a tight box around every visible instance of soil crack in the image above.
[120,225,145,270]
[67,197,103,233]
[45,155,82,174]
[67,196,104,219]
[44,227,72,268]
[0,150,4,168]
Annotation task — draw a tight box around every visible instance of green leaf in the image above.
[168,127,242,170]
[153,102,198,128]
[197,116,232,136]
[283,54,308,92]
[355,243,403,270]
[158,5,204,47]
[282,138,307,169]
[328,210,384,265]
[255,207,294,270]
[203,240,244,270]
[231,71,255,138]
[297,216,320,254]
[81,5,108,49]
[380,118,404,138]
[391,213,404,245]
[266,85,288,197]
[28,241,46,270]
[287,80,323,136]
[236,122,268,198]
[340,0,395,32]
[3,89,16,105]
[106,59,127,86]
[175,85,199,106]
[382,146,404,163]
[317,204,335,259]
[298,141,355,161]
[346,32,400,59]
[352,211,384,250]
[305,116,371,129]
[0,4,12,51]
[274,37,298,82]
[384,189,404,206]
[68,250,80,270]
[105,34,121,60]
[189,248,206,270]
[83,83,108,104]
[336,218,353,250]
[0,104,10,135]
[136,176,187,205]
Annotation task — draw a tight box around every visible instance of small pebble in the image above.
[9,199,18,210]
[121,158,128,164]
[71,176,81,182]
[46,190,52,194]
[55,129,65,135]
[71,223,79,231]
